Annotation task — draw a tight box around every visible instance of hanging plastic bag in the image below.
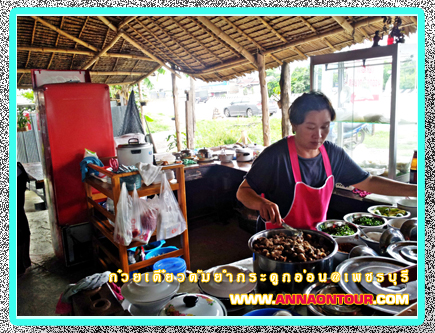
[156,173,187,241]
[139,196,159,243]
[113,182,133,246]
[131,185,148,243]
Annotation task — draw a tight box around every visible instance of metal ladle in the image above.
[281,220,303,237]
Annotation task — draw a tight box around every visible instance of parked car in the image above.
[223,99,278,117]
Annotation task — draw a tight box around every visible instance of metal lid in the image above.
[303,281,365,316]
[387,241,417,265]
[336,256,417,314]
[117,138,151,149]
[159,293,227,316]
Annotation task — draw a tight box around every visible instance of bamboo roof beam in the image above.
[323,37,338,52]
[91,24,113,71]
[189,17,241,59]
[134,18,198,71]
[119,31,181,78]
[410,16,417,25]
[298,16,317,34]
[292,46,308,60]
[70,16,89,70]
[199,16,386,75]
[17,46,154,62]
[23,19,38,73]
[17,73,25,86]
[123,21,174,65]
[170,17,223,65]
[47,17,65,70]
[106,39,125,83]
[332,16,364,43]
[119,16,137,30]
[132,63,162,85]
[82,32,123,70]
[220,16,282,66]
[98,16,117,32]
[17,68,152,76]
[257,16,287,43]
[31,16,99,52]
[196,16,258,69]
[358,26,372,41]
[147,17,206,69]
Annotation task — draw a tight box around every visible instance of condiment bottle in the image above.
[409,150,417,184]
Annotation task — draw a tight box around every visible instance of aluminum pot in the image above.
[248,229,338,294]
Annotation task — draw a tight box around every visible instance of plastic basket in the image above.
[145,246,179,260]
[120,174,142,191]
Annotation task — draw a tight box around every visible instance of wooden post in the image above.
[190,76,196,136]
[280,61,291,138]
[257,53,271,146]
[137,81,147,136]
[172,65,182,151]
[185,90,194,149]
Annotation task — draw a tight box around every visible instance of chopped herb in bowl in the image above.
[353,216,384,226]
[320,224,356,237]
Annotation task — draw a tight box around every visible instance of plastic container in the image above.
[145,246,179,260]
[120,174,142,191]
[130,240,166,255]
[154,257,186,276]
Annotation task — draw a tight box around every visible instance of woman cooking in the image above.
[236,91,417,232]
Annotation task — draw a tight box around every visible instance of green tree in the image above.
[291,67,310,93]
[266,68,281,100]
[19,90,35,103]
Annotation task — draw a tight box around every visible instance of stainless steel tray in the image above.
[336,257,417,315]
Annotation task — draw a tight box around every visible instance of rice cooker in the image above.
[116,138,153,166]
[235,147,253,162]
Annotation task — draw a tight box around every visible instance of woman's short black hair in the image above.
[289,91,336,125]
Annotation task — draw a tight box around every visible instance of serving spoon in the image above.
[281,220,303,237]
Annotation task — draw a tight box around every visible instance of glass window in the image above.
[311,43,418,181]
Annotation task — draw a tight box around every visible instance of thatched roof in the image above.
[16,15,418,89]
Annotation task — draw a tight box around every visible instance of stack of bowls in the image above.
[121,272,180,316]
[359,226,386,254]
[198,265,257,312]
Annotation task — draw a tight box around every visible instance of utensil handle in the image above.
[380,264,417,287]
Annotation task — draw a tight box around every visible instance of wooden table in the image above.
[21,162,46,210]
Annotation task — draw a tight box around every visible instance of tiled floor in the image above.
[15,189,254,316]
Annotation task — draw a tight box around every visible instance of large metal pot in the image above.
[248,229,338,293]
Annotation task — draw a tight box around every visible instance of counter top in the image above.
[184,159,252,173]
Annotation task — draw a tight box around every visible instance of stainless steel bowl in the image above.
[379,227,405,256]
[248,229,338,294]
[400,219,417,241]
[316,220,360,241]
[343,212,388,229]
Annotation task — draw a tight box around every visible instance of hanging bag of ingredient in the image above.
[156,173,187,241]
[138,195,159,244]
[113,182,133,246]
[131,184,148,243]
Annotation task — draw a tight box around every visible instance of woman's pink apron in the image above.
[265,136,334,230]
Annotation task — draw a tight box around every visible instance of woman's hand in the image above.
[236,179,283,225]
[258,200,282,226]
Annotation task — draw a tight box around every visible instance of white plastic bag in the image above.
[138,196,159,243]
[156,173,187,241]
[131,185,147,243]
[113,182,132,246]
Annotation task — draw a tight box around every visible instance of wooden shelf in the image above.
[84,162,190,274]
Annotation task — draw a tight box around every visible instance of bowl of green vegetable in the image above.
[367,205,411,219]
[316,220,360,241]
[343,212,388,229]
